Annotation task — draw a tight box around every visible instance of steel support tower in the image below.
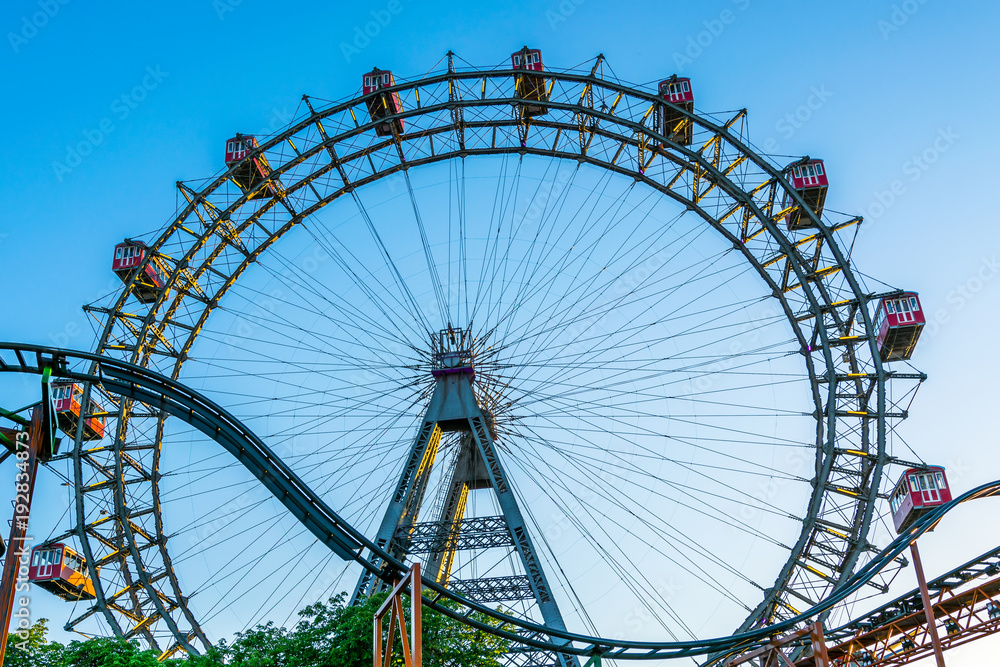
[352,329,576,667]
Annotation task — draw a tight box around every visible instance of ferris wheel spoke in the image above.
[500,278,771,372]
[490,190,706,352]
[515,435,782,598]
[480,161,587,343]
[193,524,315,624]
[519,392,802,494]
[348,190,436,337]
[294,199,434,343]
[507,438,754,624]
[515,411,802,530]
[257,249,422,351]
[515,420,808,486]
[402,169,451,325]
[210,279,422,369]
[509,342,798,414]
[486,180,664,362]
[185,324,418,390]
[270,555,351,630]
[241,544,332,630]
[491,166,583,339]
[523,337,799,410]
[494,238,747,387]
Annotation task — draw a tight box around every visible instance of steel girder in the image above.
[397,516,515,553]
[450,576,536,603]
[354,370,577,667]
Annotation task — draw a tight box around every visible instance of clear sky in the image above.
[2,0,1000,664]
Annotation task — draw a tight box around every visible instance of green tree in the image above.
[4,619,63,667]
[2,590,513,667]
[223,592,511,667]
[57,636,165,667]
[182,647,226,667]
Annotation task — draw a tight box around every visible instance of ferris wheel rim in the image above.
[71,54,895,655]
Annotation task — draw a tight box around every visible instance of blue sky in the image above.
[2,0,1000,663]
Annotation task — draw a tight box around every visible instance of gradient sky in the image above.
[2,0,999,663]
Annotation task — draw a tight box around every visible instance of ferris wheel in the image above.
[25,49,928,659]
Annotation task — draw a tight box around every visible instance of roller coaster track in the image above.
[1,341,997,662]
[811,546,1000,665]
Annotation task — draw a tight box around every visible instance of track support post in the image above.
[374,562,422,667]
[911,541,947,667]
[724,621,829,666]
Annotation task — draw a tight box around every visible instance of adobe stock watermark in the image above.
[611,577,682,639]
[339,0,406,63]
[7,0,71,54]
[672,0,752,70]
[546,0,586,30]
[944,457,969,485]
[213,0,244,20]
[732,447,809,533]
[255,106,294,137]
[859,126,958,229]
[877,0,931,40]
[11,430,34,650]
[51,65,170,182]
[220,244,330,353]
[48,276,123,349]
[521,167,575,225]
[757,85,834,154]
[921,254,1000,340]
[543,486,597,542]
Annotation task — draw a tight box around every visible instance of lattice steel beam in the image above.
[449,576,535,603]
[397,516,514,553]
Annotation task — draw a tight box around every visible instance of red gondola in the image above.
[780,158,829,230]
[224,134,284,200]
[112,240,168,304]
[51,381,106,441]
[28,543,98,601]
[511,47,548,118]
[362,68,405,137]
[658,75,694,146]
[889,466,952,533]
[874,292,925,362]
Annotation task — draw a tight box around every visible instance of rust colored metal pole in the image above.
[410,562,421,667]
[0,407,44,663]
[809,620,830,667]
[911,541,946,667]
[373,564,422,667]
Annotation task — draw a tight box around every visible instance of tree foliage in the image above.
[4,592,513,667]
[3,619,62,667]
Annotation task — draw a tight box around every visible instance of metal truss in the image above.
[354,366,577,667]
[813,547,1000,666]
[449,576,535,603]
[507,630,564,667]
[397,516,515,553]
[43,52,925,652]
[724,622,831,667]
[0,343,996,663]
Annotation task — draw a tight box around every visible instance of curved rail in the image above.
[0,342,987,660]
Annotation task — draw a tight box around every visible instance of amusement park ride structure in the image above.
[0,46,990,666]
[1,345,999,666]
